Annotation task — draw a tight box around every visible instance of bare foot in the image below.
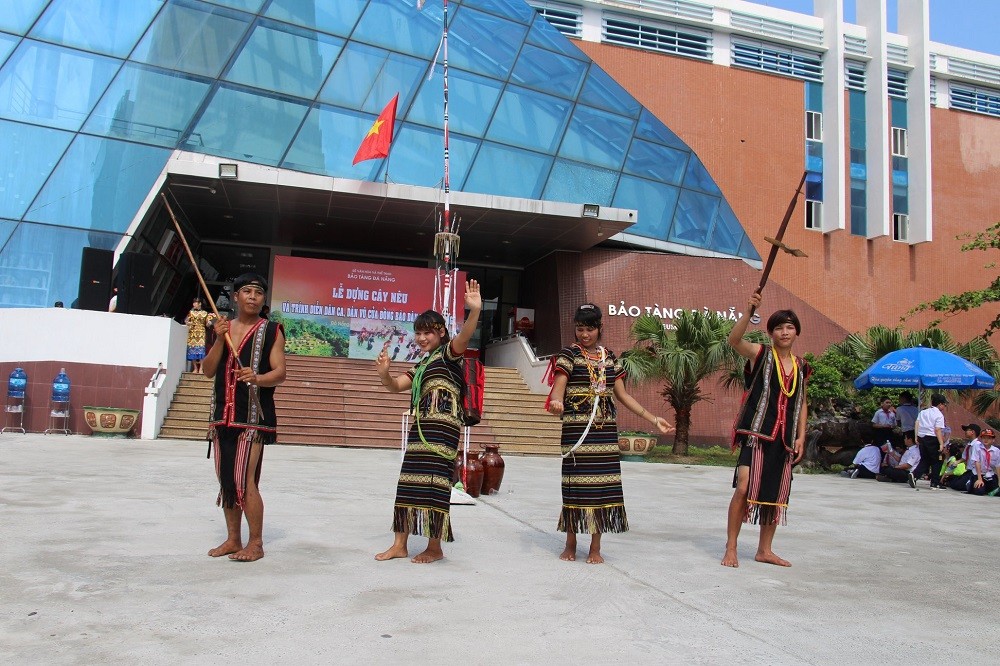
[375,545,409,561]
[721,547,739,568]
[558,546,577,561]
[585,550,604,564]
[411,547,444,564]
[229,542,264,562]
[754,551,791,567]
[208,539,241,557]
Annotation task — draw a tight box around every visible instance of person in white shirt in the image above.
[895,391,919,439]
[967,428,1000,496]
[877,432,921,488]
[871,398,897,448]
[843,434,882,479]
[912,394,948,488]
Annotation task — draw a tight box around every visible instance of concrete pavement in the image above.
[0,433,992,664]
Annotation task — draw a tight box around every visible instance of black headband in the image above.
[233,272,268,293]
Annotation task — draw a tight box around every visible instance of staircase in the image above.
[158,357,562,455]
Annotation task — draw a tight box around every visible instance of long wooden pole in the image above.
[749,171,808,316]
[159,192,263,415]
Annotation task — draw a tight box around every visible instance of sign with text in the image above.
[271,256,465,359]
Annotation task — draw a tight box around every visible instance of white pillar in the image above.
[814,0,847,232]
[856,0,892,239]
[897,0,932,243]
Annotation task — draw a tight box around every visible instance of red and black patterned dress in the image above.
[390,341,466,542]
[553,344,629,534]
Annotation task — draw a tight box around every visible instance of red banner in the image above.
[272,256,465,359]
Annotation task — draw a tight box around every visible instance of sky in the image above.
[744,0,1000,56]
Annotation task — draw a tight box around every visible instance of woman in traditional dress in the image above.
[185,296,214,373]
[546,303,672,564]
[374,280,482,564]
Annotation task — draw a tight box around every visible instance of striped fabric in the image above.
[554,345,629,534]
[390,342,464,542]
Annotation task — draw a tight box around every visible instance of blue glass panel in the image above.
[448,8,526,79]
[850,179,866,236]
[737,235,760,261]
[707,200,744,256]
[486,86,571,153]
[805,174,823,202]
[579,66,641,118]
[893,188,909,215]
[0,0,48,35]
[376,125,478,191]
[461,0,535,24]
[669,189,719,246]
[805,141,823,172]
[611,175,678,238]
[624,139,687,185]
[681,155,722,195]
[353,0,443,59]
[24,135,169,232]
[283,105,374,178]
[511,43,586,99]
[226,20,343,99]
[850,162,866,179]
[543,160,617,206]
[0,120,73,219]
[407,65,501,138]
[0,219,15,249]
[0,33,20,71]
[805,81,822,112]
[132,0,252,78]
[0,222,122,307]
[465,142,551,199]
[559,105,632,170]
[849,118,866,150]
[83,64,210,147]
[891,97,907,127]
[30,0,163,58]
[189,86,309,165]
[526,13,587,61]
[319,42,425,114]
[0,42,120,131]
[201,0,264,12]
[635,109,688,150]
[265,0,368,37]
[892,169,908,187]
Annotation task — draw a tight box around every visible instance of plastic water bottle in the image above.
[8,367,27,399]
[52,368,71,404]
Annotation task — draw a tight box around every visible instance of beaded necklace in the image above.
[579,344,607,394]
[772,346,798,397]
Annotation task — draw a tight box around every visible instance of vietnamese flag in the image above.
[352,93,398,165]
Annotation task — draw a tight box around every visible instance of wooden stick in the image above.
[159,192,263,416]
[749,171,808,316]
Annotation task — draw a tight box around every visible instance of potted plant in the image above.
[618,430,657,459]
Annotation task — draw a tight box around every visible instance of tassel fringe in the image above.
[744,500,787,526]
[392,506,454,542]
[557,505,629,534]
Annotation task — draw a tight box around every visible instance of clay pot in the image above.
[456,449,484,497]
[480,444,505,494]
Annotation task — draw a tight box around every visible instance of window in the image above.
[891,127,907,157]
[950,85,1000,117]
[805,200,822,230]
[887,69,908,99]
[732,40,823,82]
[893,213,909,242]
[603,15,711,60]
[529,1,583,38]
[806,110,823,141]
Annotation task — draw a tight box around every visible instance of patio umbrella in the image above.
[854,347,996,391]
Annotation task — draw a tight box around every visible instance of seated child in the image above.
[939,442,968,490]
[842,433,882,479]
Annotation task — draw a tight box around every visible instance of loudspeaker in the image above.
[78,247,113,311]
[115,252,155,315]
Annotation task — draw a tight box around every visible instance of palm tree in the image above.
[621,310,756,455]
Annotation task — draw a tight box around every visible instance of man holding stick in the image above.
[203,273,286,562]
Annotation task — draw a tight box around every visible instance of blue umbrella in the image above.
[854,347,996,390]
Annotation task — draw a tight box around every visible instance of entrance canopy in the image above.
[157,155,636,268]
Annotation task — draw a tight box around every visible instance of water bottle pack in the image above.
[52,368,71,417]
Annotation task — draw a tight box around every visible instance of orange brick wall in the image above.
[577,41,1000,344]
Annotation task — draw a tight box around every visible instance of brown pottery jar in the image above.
[480,444,505,494]
[456,449,484,497]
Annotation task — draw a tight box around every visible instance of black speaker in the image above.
[78,247,113,311]
[115,252,155,315]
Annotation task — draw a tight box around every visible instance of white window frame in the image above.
[806,110,823,142]
[893,213,909,241]
[891,127,908,157]
[805,199,823,230]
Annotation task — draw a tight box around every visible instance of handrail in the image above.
[146,363,166,391]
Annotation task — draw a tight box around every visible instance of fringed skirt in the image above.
[187,345,206,361]
[558,426,629,535]
[210,425,274,509]
[391,418,458,542]
[735,433,793,526]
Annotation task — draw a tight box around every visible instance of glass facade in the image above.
[0,0,757,309]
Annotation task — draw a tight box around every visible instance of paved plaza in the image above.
[1,434,993,664]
